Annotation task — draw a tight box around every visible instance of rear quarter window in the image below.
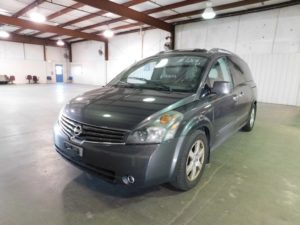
[228,56,253,85]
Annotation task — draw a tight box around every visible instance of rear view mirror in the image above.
[211,81,232,95]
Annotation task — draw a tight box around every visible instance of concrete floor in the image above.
[0,84,300,225]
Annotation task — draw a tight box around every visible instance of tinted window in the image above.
[228,59,245,85]
[207,57,233,88]
[229,56,253,84]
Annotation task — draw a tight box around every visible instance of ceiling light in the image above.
[104,12,117,18]
[57,39,65,46]
[0,30,10,38]
[143,97,156,102]
[0,8,10,16]
[103,29,114,38]
[29,11,46,23]
[202,1,216,20]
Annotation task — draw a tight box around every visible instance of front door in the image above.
[55,65,64,83]
[206,57,237,142]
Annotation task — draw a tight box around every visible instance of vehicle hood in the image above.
[63,86,193,130]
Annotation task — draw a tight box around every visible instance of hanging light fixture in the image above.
[0,26,10,38]
[103,29,114,38]
[29,8,46,23]
[57,39,65,46]
[202,1,216,20]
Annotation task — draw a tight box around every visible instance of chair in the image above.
[32,76,39,84]
[26,75,32,84]
[46,76,52,83]
[9,75,15,84]
[68,76,73,83]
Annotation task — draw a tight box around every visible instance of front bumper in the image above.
[53,122,179,187]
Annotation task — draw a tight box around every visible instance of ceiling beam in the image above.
[74,0,173,32]
[0,14,106,42]
[1,33,64,47]
[27,2,85,36]
[43,0,148,39]
[85,0,270,37]
[48,2,85,20]
[162,0,270,21]
[13,0,47,17]
[173,0,300,26]
[75,0,207,32]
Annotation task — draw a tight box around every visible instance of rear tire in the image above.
[171,131,208,191]
[242,104,256,132]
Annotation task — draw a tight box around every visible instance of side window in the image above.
[228,57,246,86]
[207,57,233,88]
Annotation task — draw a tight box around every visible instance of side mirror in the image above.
[211,81,232,95]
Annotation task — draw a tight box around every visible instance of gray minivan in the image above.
[54,49,257,191]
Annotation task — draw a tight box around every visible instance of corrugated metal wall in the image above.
[242,54,300,106]
[176,5,300,106]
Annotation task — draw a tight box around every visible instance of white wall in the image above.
[176,5,300,106]
[71,41,106,85]
[70,29,169,86]
[108,29,169,82]
[0,41,68,84]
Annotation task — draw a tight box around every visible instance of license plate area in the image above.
[64,142,83,157]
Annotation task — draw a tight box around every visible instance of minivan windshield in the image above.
[109,55,208,93]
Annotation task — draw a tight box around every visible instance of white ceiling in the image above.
[0,0,293,41]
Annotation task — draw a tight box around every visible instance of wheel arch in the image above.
[170,116,213,180]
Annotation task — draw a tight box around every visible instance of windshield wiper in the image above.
[129,77,172,92]
[113,80,134,88]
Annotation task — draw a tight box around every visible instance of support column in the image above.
[104,40,109,85]
[68,44,73,63]
[171,26,176,50]
[104,40,109,61]
[43,45,47,61]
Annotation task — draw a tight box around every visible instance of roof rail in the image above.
[209,48,236,55]
[192,48,207,52]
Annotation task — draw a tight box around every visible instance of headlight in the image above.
[126,111,183,144]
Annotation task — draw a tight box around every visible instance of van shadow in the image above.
[61,172,181,216]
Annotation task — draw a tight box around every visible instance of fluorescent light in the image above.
[0,30,10,38]
[29,11,46,23]
[103,114,111,118]
[57,39,65,46]
[202,2,216,19]
[0,8,10,16]
[143,97,156,102]
[104,12,117,18]
[103,29,114,38]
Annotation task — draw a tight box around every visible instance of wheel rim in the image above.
[250,107,255,127]
[186,140,205,181]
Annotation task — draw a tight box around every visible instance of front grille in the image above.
[60,115,127,144]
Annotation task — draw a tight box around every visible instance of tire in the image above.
[171,131,208,191]
[242,103,256,132]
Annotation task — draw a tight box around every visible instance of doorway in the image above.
[55,64,64,83]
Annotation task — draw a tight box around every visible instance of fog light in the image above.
[128,176,135,184]
[122,175,135,185]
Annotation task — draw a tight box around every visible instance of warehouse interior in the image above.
[0,0,299,225]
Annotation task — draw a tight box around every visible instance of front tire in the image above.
[242,104,256,131]
[171,131,208,191]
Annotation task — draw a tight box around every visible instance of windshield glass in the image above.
[109,55,208,93]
